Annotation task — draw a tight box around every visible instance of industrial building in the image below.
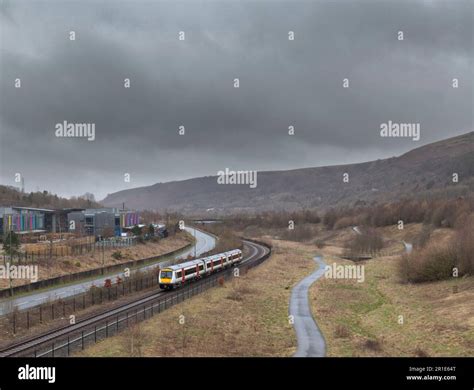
[67,208,140,237]
[0,206,86,236]
[0,206,139,238]
[0,206,53,235]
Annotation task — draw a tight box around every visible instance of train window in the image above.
[161,270,172,278]
[176,272,182,278]
[185,268,197,276]
[199,265,204,271]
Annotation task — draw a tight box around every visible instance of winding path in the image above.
[289,255,327,357]
[289,227,413,357]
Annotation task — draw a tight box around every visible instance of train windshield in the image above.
[161,270,172,279]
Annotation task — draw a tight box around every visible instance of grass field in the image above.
[75,223,473,357]
[75,239,317,357]
[311,225,473,357]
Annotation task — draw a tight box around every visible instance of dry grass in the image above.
[74,224,473,357]
[75,239,317,357]
[311,252,474,356]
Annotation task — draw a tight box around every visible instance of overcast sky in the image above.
[0,0,472,200]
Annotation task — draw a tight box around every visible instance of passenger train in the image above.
[158,249,243,290]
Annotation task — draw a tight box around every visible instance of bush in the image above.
[75,261,81,267]
[364,338,383,352]
[112,250,123,260]
[345,228,384,256]
[413,225,433,249]
[398,244,456,283]
[315,240,325,249]
[323,209,338,230]
[398,221,473,283]
[280,224,314,242]
[334,216,357,230]
[454,220,474,275]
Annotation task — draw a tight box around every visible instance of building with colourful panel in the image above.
[0,206,50,235]
[120,211,140,229]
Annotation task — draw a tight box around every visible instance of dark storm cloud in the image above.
[0,0,472,199]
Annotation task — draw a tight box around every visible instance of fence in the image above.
[0,237,191,299]
[9,239,271,357]
[6,271,163,335]
[3,237,137,265]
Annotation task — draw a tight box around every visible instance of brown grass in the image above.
[75,239,317,357]
[73,223,473,357]
[311,252,474,356]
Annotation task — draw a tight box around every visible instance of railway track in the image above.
[0,239,270,357]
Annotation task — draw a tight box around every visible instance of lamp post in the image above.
[7,224,14,297]
[194,226,197,258]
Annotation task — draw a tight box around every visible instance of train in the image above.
[158,249,243,290]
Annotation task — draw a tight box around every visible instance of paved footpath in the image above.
[289,255,326,357]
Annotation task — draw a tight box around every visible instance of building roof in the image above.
[0,206,55,213]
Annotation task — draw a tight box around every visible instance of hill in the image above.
[102,132,474,214]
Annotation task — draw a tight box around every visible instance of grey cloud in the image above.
[0,0,472,199]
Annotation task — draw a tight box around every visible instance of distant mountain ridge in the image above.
[102,132,474,214]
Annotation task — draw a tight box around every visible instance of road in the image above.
[289,255,327,357]
[0,227,215,316]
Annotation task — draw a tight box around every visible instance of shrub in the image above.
[315,240,325,249]
[398,243,456,283]
[345,228,384,256]
[334,216,357,230]
[280,224,313,242]
[413,225,433,249]
[364,338,383,352]
[112,250,123,260]
[414,347,429,357]
[398,220,473,283]
[323,209,338,230]
[454,220,474,275]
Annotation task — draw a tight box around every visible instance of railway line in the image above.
[0,238,270,357]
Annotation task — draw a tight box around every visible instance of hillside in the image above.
[0,186,102,210]
[102,132,474,214]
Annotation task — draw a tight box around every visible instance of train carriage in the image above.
[159,249,242,290]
